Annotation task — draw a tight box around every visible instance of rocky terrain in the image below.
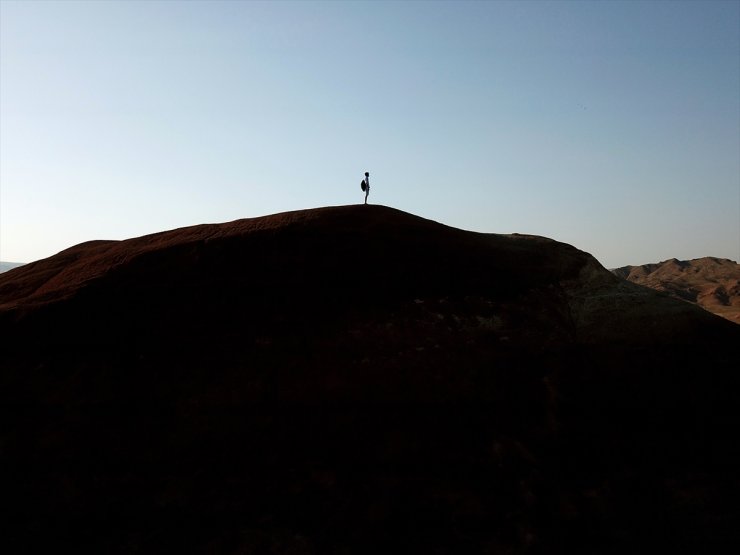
[612,257,740,324]
[2,205,739,554]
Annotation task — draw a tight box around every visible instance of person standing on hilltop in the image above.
[361,171,370,204]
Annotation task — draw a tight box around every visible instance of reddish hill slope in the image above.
[612,257,740,324]
[2,205,738,554]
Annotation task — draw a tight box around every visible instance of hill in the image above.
[0,261,25,273]
[2,205,739,554]
[612,257,740,324]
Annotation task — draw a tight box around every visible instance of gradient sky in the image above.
[1,0,738,268]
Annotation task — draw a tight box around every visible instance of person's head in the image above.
[365,172,369,177]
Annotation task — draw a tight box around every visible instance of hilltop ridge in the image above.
[1,205,600,310]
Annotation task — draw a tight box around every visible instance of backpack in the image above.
[361,180,367,192]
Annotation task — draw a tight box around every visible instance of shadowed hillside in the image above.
[612,257,740,324]
[2,205,739,554]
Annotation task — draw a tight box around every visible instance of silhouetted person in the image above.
[362,171,370,204]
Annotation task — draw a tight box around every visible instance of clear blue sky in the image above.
[1,0,738,268]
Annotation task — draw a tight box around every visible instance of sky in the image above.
[1,0,738,268]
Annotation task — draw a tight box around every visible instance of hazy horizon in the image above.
[2,0,738,268]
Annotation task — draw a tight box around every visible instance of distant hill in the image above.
[2,205,739,553]
[612,257,740,324]
[0,261,25,273]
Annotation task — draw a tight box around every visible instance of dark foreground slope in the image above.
[2,206,739,554]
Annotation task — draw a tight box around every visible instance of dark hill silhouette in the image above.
[2,205,739,554]
[612,257,740,324]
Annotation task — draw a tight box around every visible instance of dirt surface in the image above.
[2,205,739,554]
[612,257,740,324]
